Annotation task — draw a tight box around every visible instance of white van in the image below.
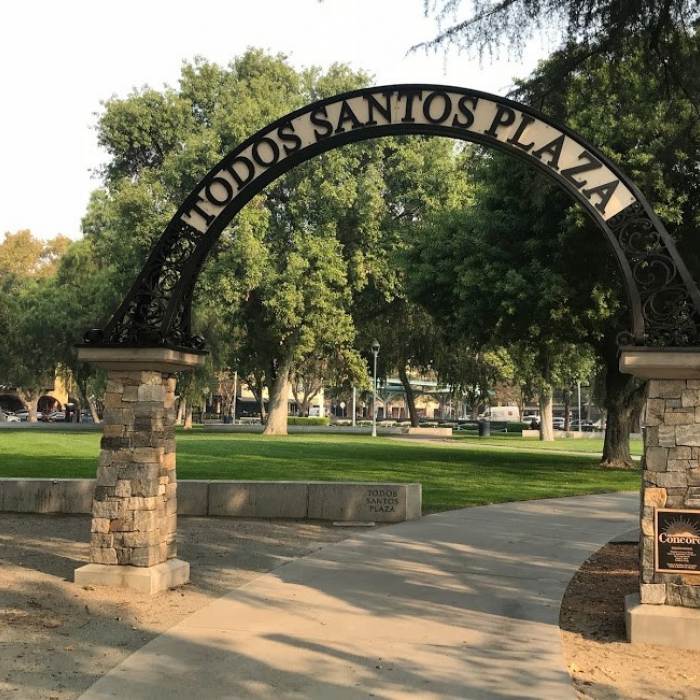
[480,405,521,422]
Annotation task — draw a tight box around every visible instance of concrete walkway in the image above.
[80,492,638,700]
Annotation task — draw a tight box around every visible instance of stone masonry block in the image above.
[126,496,161,511]
[668,460,692,472]
[669,446,692,460]
[91,533,114,548]
[648,380,686,399]
[106,378,124,393]
[132,447,164,463]
[664,412,695,426]
[682,389,700,407]
[645,427,659,447]
[122,385,139,402]
[102,408,125,425]
[137,384,166,403]
[644,487,667,508]
[114,480,132,498]
[104,392,124,408]
[90,546,117,565]
[118,463,160,482]
[130,545,165,567]
[646,471,688,488]
[665,488,689,507]
[95,465,120,487]
[102,424,125,438]
[121,530,162,548]
[676,424,700,447]
[687,487,700,507]
[93,499,127,519]
[645,399,666,427]
[640,583,666,605]
[130,476,163,498]
[690,470,700,486]
[666,585,700,609]
[641,536,655,582]
[645,447,669,471]
[109,513,136,532]
[658,425,677,447]
[641,507,654,537]
[141,371,165,385]
[133,510,159,532]
[91,518,110,534]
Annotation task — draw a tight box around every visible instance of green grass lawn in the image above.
[0,429,640,512]
[452,433,644,456]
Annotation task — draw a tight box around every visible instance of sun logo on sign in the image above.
[665,517,700,539]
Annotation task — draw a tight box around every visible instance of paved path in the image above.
[80,492,638,700]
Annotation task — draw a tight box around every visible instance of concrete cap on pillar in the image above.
[76,346,207,373]
[620,347,700,379]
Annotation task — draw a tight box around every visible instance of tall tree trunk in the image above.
[539,386,555,441]
[19,390,38,423]
[586,386,592,422]
[75,376,101,424]
[248,373,267,425]
[600,342,646,468]
[184,405,193,430]
[258,392,267,424]
[176,398,186,426]
[563,388,571,432]
[398,365,419,427]
[263,355,292,436]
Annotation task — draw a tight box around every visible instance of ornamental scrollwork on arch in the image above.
[608,202,700,347]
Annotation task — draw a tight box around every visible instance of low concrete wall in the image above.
[0,479,421,523]
[402,427,452,437]
[0,479,94,513]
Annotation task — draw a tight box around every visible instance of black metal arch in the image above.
[84,84,700,351]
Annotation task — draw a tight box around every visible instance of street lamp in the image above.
[371,339,380,438]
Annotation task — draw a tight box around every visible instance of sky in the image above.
[0,0,551,240]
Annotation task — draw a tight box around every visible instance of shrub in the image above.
[287,416,330,426]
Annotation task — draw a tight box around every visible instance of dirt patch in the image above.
[560,542,700,699]
[0,513,348,699]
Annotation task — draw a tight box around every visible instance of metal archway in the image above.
[83,84,700,351]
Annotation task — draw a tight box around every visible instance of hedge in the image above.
[287,416,330,426]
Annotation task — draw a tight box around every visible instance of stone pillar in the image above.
[74,347,205,594]
[90,370,177,568]
[620,349,700,649]
[640,379,700,607]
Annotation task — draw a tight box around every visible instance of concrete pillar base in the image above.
[75,558,190,595]
[625,593,700,650]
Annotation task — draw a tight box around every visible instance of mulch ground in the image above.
[560,542,700,699]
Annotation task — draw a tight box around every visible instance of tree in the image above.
[417,1,698,97]
[0,276,60,421]
[408,29,699,459]
[0,230,71,278]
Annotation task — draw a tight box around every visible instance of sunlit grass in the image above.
[0,430,640,512]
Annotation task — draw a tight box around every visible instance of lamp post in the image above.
[577,380,582,433]
[371,339,380,438]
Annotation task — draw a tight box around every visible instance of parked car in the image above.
[49,411,66,422]
[1,410,21,423]
[552,417,565,430]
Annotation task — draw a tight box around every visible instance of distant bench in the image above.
[0,479,422,523]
